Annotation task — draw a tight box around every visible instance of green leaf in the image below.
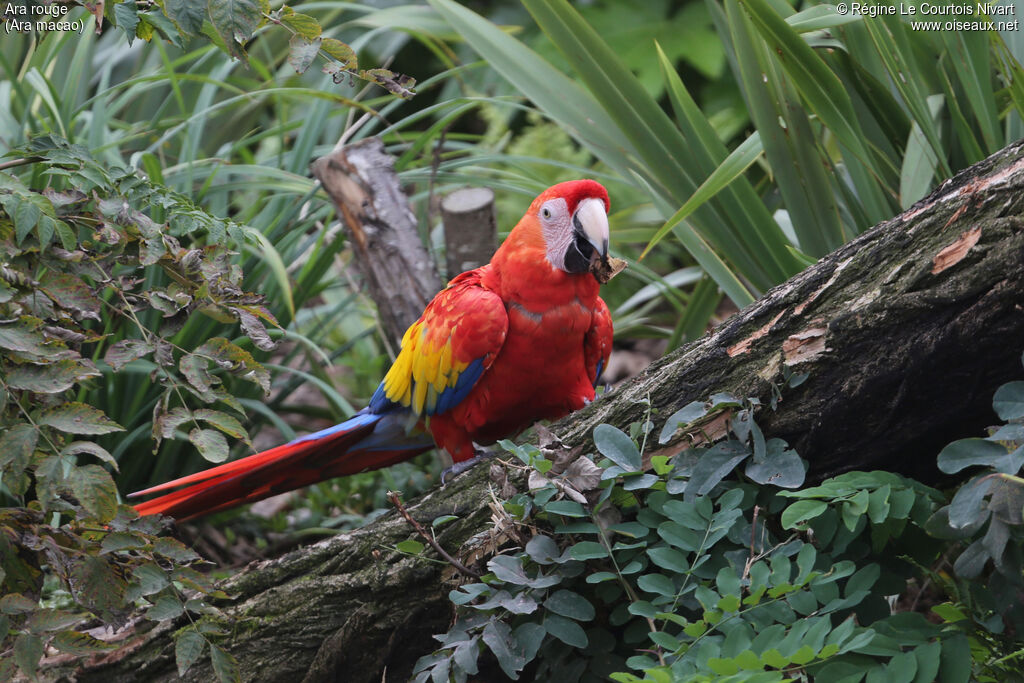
[912,641,941,683]
[684,441,749,498]
[70,464,119,522]
[938,632,971,683]
[488,555,560,588]
[845,563,880,596]
[781,500,828,529]
[175,629,206,677]
[544,500,587,517]
[320,38,357,70]
[61,441,119,471]
[866,485,892,525]
[543,589,595,621]
[659,401,708,443]
[993,381,1024,421]
[104,339,155,371]
[70,555,128,612]
[841,489,870,531]
[637,573,677,597]
[114,0,140,36]
[585,572,617,584]
[396,540,425,554]
[208,0,268,59]
[51,630,117,654]
[431,514,459,528]
[931,603,967,624]
[938,438,1008,474]
[745,438,805,488]
[100,531,147,554]
[649,630,682,651]
[569,541,607,560]
[13,197,44,243]
[0,319,56,357]
[210,642,241,683]
[39,271,102,320]
[153,537,201,563]
[147,595,185,621]
[513,622,545,664]
[717,594,741,613]
[194,409,250,445]
[482,620,526,678]
[6,359,100,393]
[132,563,170,597]
[279,9,321,39]
[14,633,43,677]
[288,35,321,74]
[948,475,994,529]
[193,337,270,394]
[785,3,861,31]
[37,402,125,435]
[544,613,588,648]
[189,427,229,463]
[885,650,918,683]
[25,609,86,633]
[760,648,789,669]
[164,0,205,35]
[0,593,38,614]
[593,424,642,472]
[525,534,561,564]
[789,645,817,666]
[628,600,657,619]
[646,547,689,573]
[52,219,76,250]
[0,424,38,476]
[657,521,700,551]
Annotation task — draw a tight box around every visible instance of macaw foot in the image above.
[441,447,494,485]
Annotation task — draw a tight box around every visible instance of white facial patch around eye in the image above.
[539,198,572,270]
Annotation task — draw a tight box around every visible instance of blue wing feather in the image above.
[433,357,485,415]
[368,356,487,417]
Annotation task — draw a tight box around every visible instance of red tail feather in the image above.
[131,414,430,520]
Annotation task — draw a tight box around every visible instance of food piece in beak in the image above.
[590,255,627,284]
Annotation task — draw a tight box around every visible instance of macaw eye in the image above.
[541,207,552,219]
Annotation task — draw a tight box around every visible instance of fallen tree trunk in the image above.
[67,141,1024,682]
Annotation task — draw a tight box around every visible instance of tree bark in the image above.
[66,141,1024,682]
[310,137,442,348]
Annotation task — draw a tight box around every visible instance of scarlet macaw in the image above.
[131,180,616,519]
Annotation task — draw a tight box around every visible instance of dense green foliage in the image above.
[0,136,271,680]
[413,364,1024,682]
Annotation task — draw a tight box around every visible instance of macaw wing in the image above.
[368,270,508,417]
[585,296,613,386]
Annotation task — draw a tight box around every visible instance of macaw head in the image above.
[531,179,612,281]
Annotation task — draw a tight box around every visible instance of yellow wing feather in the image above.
[378,272,507,417]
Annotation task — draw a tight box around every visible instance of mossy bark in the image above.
[67,142,1024,682]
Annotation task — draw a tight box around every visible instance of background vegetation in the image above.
[0,0,1022,679]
